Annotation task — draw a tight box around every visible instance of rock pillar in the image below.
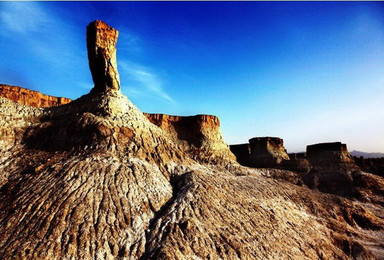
[86,20,120,92]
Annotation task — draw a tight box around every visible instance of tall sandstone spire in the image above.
[87,20,120,92]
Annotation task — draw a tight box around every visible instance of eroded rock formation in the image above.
[354,156,384,177]
[303,142,361,196]
[0,85,233,164]
[249,137,290,167]
[230,137,290,168]
[144,113,235,163]
[229,143,250,166]
[0,84,72,107]
[87,20,120,92]
[0,20,383,260]
[306,142,356,167]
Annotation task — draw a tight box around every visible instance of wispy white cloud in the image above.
[0,2,48,34]
[118,27,142,54]
[0,2,85,71]
[119,61,175,103]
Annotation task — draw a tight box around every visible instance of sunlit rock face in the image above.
[0,84,72,107]
[0,20,383,260]
[144,113,236,164]
[87,20,120,92]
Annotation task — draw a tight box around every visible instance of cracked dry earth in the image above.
[1,20,384,259]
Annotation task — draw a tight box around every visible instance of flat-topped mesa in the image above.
[144,113,236,163]
[87,20,120,92]
[0,84,72,107]
[248,137,290,167]
[306,142,355,166]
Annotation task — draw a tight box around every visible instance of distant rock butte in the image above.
[249,137,290,167]
[354,156,384,177]
[0,20,383,260]
[230,137,290,168]
[306,142,356,167]
[0,84,72,107]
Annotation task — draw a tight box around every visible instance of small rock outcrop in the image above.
[0,84,72,107]
[282,152,310,173]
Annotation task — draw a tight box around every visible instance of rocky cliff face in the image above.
[0,20,383,260]
[306,142,356,167]
[144,113,235,163]
[354,156,384,177]
[0,84,72,107]
[230,137,290,168]
[229,143,250,166]
[249,137,290,167]
[0,85,234,164]
[303,142,362,196]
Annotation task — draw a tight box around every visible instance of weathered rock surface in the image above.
[0,84,72,107]
[354,156,384,177]
[87,20,120,92]
[282,152,311,173]
[306,142,357,167]
[303,142,364,197]
[0,86,234,164]
[144,113,235,164]
[0,20,383,260]
[249,137,290,167]
[230,137,290,168]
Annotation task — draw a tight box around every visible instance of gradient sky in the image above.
[1,1,384,153]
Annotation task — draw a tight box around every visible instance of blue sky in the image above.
[1,2,384,152]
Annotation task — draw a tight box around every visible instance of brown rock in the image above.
[87,20,120,92]
[303,142,361,196]
[306,142,356,167]
[144,113,235,163]
[354,156,384,177]
[249,136,290,167]
[0,84,72,107]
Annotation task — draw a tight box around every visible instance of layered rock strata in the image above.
[0,20,383,260]
[354,156,384,177]
[249,137,290,167]
[0,84,234,164]
[230,137,290,168]
[306,142,356,167]
[144,113,235,163]
[87,20,120,92]
[0,84,72,107]
[303,142,361,196]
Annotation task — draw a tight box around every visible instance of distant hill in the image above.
[350,150,384,158]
